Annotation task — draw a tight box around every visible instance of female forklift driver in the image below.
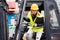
[23,3,44,40]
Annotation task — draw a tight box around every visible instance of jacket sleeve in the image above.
[23,17,30,22]
[35,17,44,27]
[23,12,31,22]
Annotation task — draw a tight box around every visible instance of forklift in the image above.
[14,0,60,40]
[0,0,60,40]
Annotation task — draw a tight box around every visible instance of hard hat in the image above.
[31,4,39,10]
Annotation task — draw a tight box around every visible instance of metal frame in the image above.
[14,0,27,40]
[44,0,60,40]
[0,1,8,40]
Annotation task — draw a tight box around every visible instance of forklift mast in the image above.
[14,0,27,40]
[0,0,8,40]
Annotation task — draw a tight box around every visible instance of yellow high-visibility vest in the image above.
[27,11,44,32]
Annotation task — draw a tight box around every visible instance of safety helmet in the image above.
[31,4,39,10]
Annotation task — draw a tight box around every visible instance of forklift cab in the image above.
[15,0,45,40]
[0,0,60,40]
[16,0,60,40]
